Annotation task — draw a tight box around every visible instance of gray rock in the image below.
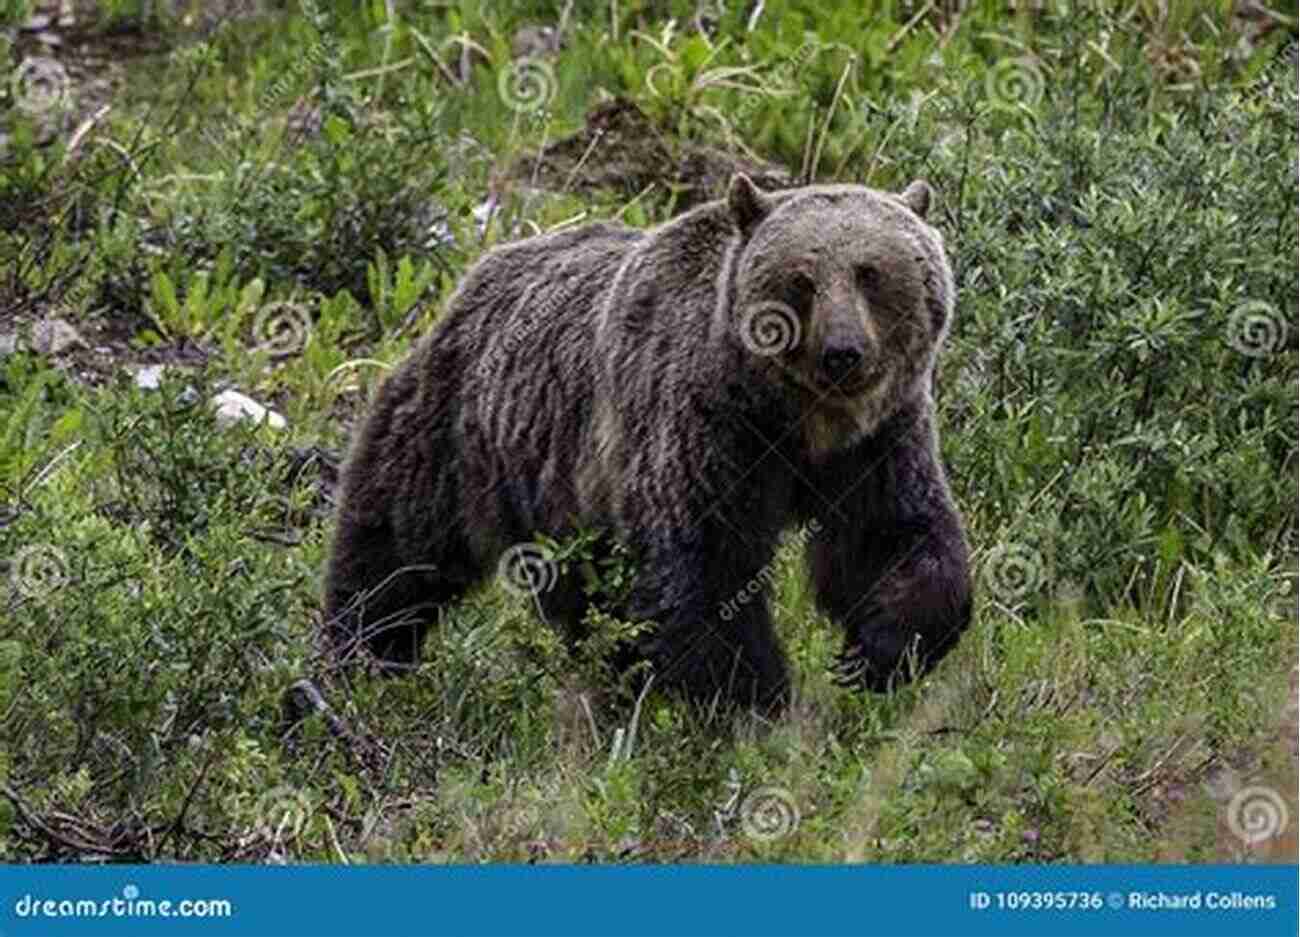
[511,25,563,59]
[31,317,83,355]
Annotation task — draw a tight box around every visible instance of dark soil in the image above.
[507,97,796,210]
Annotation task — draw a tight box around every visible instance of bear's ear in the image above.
[900,179,933,219]
[727,172,772,231]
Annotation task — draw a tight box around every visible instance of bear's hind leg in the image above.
[323,514,467,672]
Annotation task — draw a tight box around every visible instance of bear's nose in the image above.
[820,344,864,382]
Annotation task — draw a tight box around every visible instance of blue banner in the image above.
[0,864,1296,937]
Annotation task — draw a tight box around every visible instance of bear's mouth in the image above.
[818,377,866,396]
[814,367,881,399]
[779,363,885,408]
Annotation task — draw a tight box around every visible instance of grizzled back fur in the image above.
[324,173,971,709]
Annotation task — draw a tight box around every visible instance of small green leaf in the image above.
[1157,526,1183,565]
[150,270,179,324]
[236,278,266,319]
[323,115,351,146]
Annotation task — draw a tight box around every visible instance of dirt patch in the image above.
[506,97,795,211]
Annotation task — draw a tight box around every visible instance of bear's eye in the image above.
[855,264,880,293]
[782,273,816,312]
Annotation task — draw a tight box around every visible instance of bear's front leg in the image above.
[806,406,972,691]
[623,536,791,710]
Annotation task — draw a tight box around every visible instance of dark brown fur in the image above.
[323,174,971,708]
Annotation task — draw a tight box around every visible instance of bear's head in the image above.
[727,173,954,459]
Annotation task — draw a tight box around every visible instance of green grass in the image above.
[0,0,1295,862]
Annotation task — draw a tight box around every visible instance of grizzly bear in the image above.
[323,173,971,709]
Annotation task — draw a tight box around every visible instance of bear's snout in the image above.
[819,340,866,385]
[820,344,863,381]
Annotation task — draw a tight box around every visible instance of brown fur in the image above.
[323,173,971,708]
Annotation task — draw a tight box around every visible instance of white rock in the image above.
[211,390,286,430]
[135,364,165,390]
